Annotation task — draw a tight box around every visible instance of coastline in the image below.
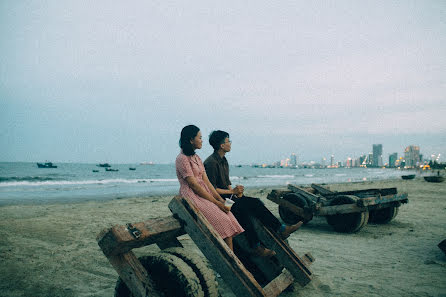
[0,177,445,296]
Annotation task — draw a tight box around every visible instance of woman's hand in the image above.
[217,201,230,213]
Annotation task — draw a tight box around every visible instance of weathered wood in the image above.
[311,184,336,195]
[97,216,185,257]
[332,187,398,198]
[168,196,267,297]
[317,203,367,216]
[267,192,314,221]
[251,218,313,286]
[108,251,161,297]
[262,269,294,297]
[358,193,408,207]
[287,185,320,204]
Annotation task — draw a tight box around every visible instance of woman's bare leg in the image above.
[224,236,233,251]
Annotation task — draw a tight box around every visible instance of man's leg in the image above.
[236,196,302,239]
[230,200,276,257]
[235,196,282,231]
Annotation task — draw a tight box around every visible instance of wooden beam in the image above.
[263,269,294,297]
[108,251,161,297]
[317,203,367,216]
[358,193,409,207]
[97,216,185,257]
[311,184,336,195]
[288,185,320,203]
[169,196,267,297]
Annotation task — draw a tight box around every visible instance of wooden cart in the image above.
[267,184,408,233]
[97,195,314,297]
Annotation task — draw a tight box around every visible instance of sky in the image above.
[1,1,445,165]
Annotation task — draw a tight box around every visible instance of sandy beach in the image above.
[1,177,445,297]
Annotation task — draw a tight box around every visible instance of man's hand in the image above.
[233,185,244,197]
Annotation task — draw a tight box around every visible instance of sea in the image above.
[0,162,407,205]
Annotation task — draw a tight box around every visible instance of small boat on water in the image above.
[92,170,99,173]
[129,167,136,170]
[424,176,444,183]
[37,162,57,168]
[105,168,119,172]
[97,163,111,168]
[401,174,416,180]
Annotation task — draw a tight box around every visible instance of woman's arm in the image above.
[185,176,229,213]
[202,172,226,202]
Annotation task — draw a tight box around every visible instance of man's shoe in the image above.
[253,245,276,257]
[280,221,303,240]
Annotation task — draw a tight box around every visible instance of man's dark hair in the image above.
[209,130,229,151]
[179,125,200,156]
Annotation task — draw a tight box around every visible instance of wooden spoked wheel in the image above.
[278,193,312,225]
[161,248,219,297]
[369,206,399,224]
[114,252,204,297]
[325,195,369,233]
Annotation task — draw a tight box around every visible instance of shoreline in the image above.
[0,178,445,296]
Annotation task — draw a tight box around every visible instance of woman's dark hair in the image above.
[209,130,229,151]
[179,125,200,156]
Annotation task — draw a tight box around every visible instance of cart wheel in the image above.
[278,193,312,224]
[162,248,219,297]
[369,206,399,224]
[325,195,368,233]
[114,253,204,297]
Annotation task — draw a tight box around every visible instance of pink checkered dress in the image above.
[176,152,244,239]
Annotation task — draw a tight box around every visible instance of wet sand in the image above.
[0,177,445,297]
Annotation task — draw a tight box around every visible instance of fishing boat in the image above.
[97,163,111,168]
[129,167,136,170]
[424,176,444,183]
[401,174,416,180]
[105,168,118,172]
[37,162,57,168]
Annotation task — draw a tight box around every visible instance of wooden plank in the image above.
[263,269,294,297]
[311,184,336,195]
[97,216,185,257]
[317,203,367,216]
[168,196,267,297]
[358,193,409,207]
[251,218,313,287]
[108,251,161,297]
[287,185,320,204]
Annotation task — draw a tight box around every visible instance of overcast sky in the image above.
[1,1,445,164]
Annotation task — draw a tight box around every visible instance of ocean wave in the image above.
[0,178,179,187]
[257,175,295,179]
[0,176,55,183]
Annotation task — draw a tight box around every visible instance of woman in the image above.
[176,125,244,250]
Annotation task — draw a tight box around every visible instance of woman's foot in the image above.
[280,221,303,239]
[253,245,276,257]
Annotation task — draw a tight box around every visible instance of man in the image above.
[204,130,302,257]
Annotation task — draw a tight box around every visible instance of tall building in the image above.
[290,153,297,167]
[330,155,334,167]
[372,144,383,167]
[404,145,420,168]
[389,153,398,168]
